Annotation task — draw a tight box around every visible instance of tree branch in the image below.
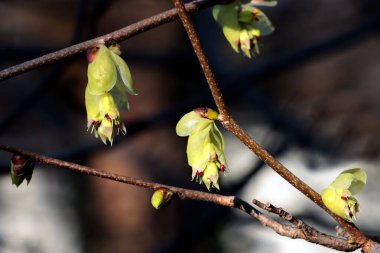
[0,143,360,251]
[0,0,227,82]
[170,0,378,251]
[252,199,358,252]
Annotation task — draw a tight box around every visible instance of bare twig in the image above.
[0,0,229,82]
[171,0,228,116]
[170,0,378,251]
[252,199,359,252]
[0,143,359,251]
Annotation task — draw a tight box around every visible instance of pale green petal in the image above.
[110,81,130,112]
[202,162,220,190]
[110,51,137,95]
[252,8,275,36]
[239,29,252,58]
[87,45,117,95]
[85,86,102,122]
[187,125,212,170]
[99,93,120,119]
[98,119,113,145]
[331,168,367,195]
[213,3,241,52]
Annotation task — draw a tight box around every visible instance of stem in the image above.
[171,0,228,116]
[170,0,375,250]
[0,143,359,252]
[0,0,228,82]
[0,144,233,206]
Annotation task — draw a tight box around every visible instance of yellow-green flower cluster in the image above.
[213,0,276,58]
[85,44,137,145]
[176,108,226,190]
[322,168,367,222]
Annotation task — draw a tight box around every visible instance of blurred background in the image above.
[0,0,380,252]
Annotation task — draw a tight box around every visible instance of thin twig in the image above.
[0,143,359,251]
[171,0,228,116]
[170,0,376,251]
[0,0,227,82]
[252,199,359,252]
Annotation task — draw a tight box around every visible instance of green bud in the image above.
[10,154,35,187]
[151,188,174,210]
[321,168,366,222]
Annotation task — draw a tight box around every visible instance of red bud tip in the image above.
[219,164,225,172]
[105,114,112,121]
[86,46,100,63]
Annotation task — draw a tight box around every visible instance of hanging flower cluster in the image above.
[213,0,276,58]
[85,44,137,145]
[176,108,227,190]
[321,168,367,222]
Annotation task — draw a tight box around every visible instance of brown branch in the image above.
[170,0,378,251]
[0,143,361,252]
[252,199,359,252]
[171,0,228,116]
[0,0,230,82]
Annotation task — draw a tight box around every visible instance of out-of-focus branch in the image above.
[0,143,360,251]
[252,199,358,252]
[0,0,229,82]
[170,0,379,252]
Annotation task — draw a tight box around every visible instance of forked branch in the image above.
[170,0,377,251]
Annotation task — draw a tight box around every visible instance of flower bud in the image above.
[176,109,227,190]
[85,43,137,145]
[322,168,366,222]
[10,154,35,187]
[151,188,174,210]
[213,1,275,58]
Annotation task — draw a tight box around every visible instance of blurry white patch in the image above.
[0,168,82,253]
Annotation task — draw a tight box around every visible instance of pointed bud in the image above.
[151,188,174,210]
[10,154,35,187]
